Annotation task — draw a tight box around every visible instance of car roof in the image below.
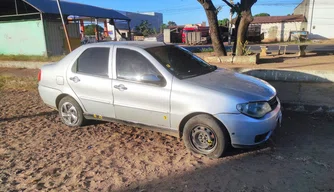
[84,41,166,49]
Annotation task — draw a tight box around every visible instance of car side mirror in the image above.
[141,74,162,83]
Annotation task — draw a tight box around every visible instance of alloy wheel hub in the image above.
[61,102,78,125]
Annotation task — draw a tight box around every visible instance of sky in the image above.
[69,0,303,25]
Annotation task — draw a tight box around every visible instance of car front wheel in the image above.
[183,114,228,158]
[58,96,86,127]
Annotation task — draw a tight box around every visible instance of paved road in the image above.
[183,44,334,53]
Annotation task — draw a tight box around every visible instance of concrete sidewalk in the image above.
[232,68,334,82]
[226,67,334,112]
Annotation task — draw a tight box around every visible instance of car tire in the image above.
[58,96,86,127]
[183,114,228,158]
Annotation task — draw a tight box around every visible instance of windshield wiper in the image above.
[179,73,201,79]
[178,70,212,79]
[209,65,217,71]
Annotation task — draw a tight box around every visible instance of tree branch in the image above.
[197,0,216,10]
[221,0,234,8]
[241,0,257,9]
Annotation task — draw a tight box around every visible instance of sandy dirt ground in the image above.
[0,68,39,77]
[0,69,334,192]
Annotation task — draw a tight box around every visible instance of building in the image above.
[108,11,163,41]
[0,0,130,56]
[294,0,334,39]
[249,15,307,42]
[118,11,163,32]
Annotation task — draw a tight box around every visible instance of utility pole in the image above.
[95,18,99,42]
[56,0,72,52]
[228,0,234,45]
[14,0,18,15]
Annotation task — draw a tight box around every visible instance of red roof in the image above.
[251,15,306,24]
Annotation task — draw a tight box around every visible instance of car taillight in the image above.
[38,70,41,82]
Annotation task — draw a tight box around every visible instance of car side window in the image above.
[116,48,162,84]
[75,47,109,77]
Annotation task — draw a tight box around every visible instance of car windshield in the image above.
[146,45,217,79]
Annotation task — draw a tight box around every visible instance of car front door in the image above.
[112,47,171,128]
[67,47,115,118]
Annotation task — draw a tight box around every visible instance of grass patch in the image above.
[0,75,37,91]
[192,47,215,53]
[0,54,64,62]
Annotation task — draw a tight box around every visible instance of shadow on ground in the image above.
[259,51,334,65]
[118,111,334,192]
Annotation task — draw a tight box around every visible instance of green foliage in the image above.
[84,24,104,36]
[161,23,168,30]
[135,20,154,37]
[167,21,177,27]
[153,27,158,35]
[218,18,229,26]
[254,13,270,17]
[192,47,214,53]
[241,40,252,56]
[201,48,214,52]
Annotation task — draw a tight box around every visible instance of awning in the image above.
[23,0,130,20]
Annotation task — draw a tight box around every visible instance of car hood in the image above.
[184,68,276,101]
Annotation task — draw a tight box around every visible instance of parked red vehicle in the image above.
[182,24,210,44]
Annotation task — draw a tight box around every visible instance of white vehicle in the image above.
[38,41,282,158]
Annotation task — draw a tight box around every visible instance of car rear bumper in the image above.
[38,85,61,109]
[214,103,282,147]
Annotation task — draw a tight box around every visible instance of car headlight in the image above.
[236,102,272,118]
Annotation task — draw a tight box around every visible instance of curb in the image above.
[230,68,334,83]
[202,54,259,65]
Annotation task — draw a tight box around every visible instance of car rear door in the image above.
[67,46,115,119]
[111,46,172,128]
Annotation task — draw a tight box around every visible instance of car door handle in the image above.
[69,76,80,83]
[114,84,127,91]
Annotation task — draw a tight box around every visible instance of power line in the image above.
[147,2,303,13]
[145,2,334,15]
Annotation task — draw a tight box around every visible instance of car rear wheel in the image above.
[58,96,86,127]
[183,114,227,158]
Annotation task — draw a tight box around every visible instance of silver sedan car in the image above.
[38,41,282,158]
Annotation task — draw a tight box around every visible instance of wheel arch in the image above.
[56,94,70,109]
[55,94,84,111]
[178,112,231,144]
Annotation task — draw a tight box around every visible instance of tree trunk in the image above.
[236,11,253,55]
[198,0,227,56]
[235,0,256,56]
[232,16,241,55]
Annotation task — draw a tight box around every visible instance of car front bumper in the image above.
[214,103,282,147]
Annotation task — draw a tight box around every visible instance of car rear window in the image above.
[76,47,109,77]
